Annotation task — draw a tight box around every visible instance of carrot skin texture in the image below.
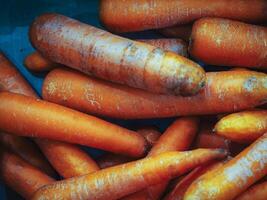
[0,92,147,157]
[137,126,161,147]
[43,68,267,119]
[24,51,61,72]
[122,117,199,200]
[99,0,267,32]
[30,13,205,96]
[235,181,267,200]
[159,25,192,42]
[32,149,227,200]
[184,133,267,200]
[190,18,267,69]
[0,149,54,199]
[215,110,267,143]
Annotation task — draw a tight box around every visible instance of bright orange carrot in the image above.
[0,52,100,178]
[32,149,227,200]
[159,25,192,42]
[137,126,161,147]
[0,92,147,157]
[0,148,54,199]
[235,181,267,200]
[43,68,267,119]
[190,17,267,69]
[184,133,267,200]
[215,110,267,143]
[24,51,61,72]
[122,117,199,200]
[30,13,205,96]
[96,153,133,169]
[99,0,267,32]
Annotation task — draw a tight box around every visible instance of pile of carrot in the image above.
[0,1,266,199]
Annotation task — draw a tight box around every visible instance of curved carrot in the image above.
[30,13,205,96]
[137,126,161,147]
[32,149,227,200]
[96,153,133,169]
[99,0,267,32]
[0,148,54,199]
[184,133,267,200]
[215,110,267,143]
[0,92,147,157]
[42,68,267,119]
[122,117,199,200]
[24,51,61,72]
[159,25,192,42]
[190,17,267,69]
[235,181,267,200]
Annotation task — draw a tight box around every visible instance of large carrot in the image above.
[0,92,147,157]
[0,52,100,178]
[215,110,267,143]
[184,133,267,200]
[159,25,192,42]
[30,13,205,96]
[43,68,267,119]
[32,149,227,200]
[190,17,267,69]
[235,181,267,200]
[0,148,54,199]
[99,0,267,32]
[122,117,198,200]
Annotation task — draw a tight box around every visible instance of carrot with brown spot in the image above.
[30,13,205,96]
[99,0,267,32]
[184,133,267,200]
[235,181,267,200]
[137,126,161,147]
[215,110,267,143]
[159,25,192,42]
[32,149,227,200]
[190,17,267,69]
[42,68,267,119]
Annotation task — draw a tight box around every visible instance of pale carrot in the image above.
[215,110,267,143]
[32,149,227,200]
[99,0,267,32]
[0,148,54,199]
[184,133,267,200]
[0,92,147,157]
[190,17,267,69]
[30,13,205,96]
[42,68,267,119]
[235,181,267,200]
[159,25,192,42]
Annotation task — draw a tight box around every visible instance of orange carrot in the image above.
[24,51,61,72]
[0,148,54,199]
[32,149,227,200]
[0,133,55,177]
[0,52,100,178]
[122,117,198,200]
[235,181,267,200]
[43,68,267,119]
[137,126,161,147]
[190,17,267,69]
[215,110,267,143]
[194,133,231,150]
[99,0,267,32]
[96,153,133,169]
[30,13,205,96]
[0,92,147,157]
[159,25,192,42]
[184,133,267,200]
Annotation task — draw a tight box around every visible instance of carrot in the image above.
[42,68,267,119]
[32,149,227,200]
[235,181,267,200]
[96,153,133,169]
[137,126,161,147]
[0,133,55,177]
[184,133,267,200]
[35,139,99,178]
[194,133,231,150]
[30,13,205,96]
[99,0,267,32]
[0,148,54,199]
[122,117,199,200]
[190,17,267,69]
[24,51,60,72]
[0,52,100,178]
[215,110,267,143]
[0,92,147,157]
[159,25,192,42]
[136,39,188,57]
